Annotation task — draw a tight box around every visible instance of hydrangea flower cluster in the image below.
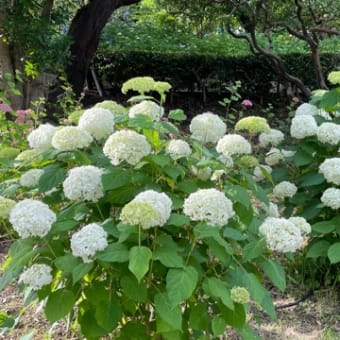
[128,100,164,121]
[63,165,104,202]
[9,199,56,238]
[262,202,280,218]
[20,168,44,188]
[120,190,172,229]
[235,116,270,134]
[103,129,151,165]
[253,165,272,182]
[273,181,297,199]
[239,155,259,168]
[319,158,340,185]
[19,264,53,290]
[183,188,235,227]
[189,112,226,143]
[288,216,311,235]
[290,115,317,139]
[216,134,252,157]
[0,196,16,219]
[71,223,108,263]
[259,128,284,148]
[95,100,127,116]
[15,149,42,165]
[295,103,319,116]
[52,126,93,151]
[321,188,340,210]
[27,124,56,152]
[316,122,340,145]
[230,286,250,304]
[78,107,115,140]
[259,217,307,253]
[166,139,192,159]
[265,148,284,166]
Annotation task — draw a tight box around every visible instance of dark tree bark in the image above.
[65,0,140,97]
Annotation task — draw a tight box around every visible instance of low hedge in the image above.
[93,51,339,101]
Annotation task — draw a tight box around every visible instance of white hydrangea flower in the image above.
[273,181,297,199]
[281,149,296,158]
[253,165,272,182]
[191,166,212,181]
[211,170,226,182]
[52,126,93,151]
[128,100,164,121]
[295,103,319,116]
[319,158,340,185]
[218,154,234,168]
[290,115,317,139]
[20,169,44,188]
[230,286,250,304]
[19,264,53,290]
[166,139,192,159]
[259,217,304,253]
[63,165,104,202]
[321,187,340,210]
[0,196,16,219]
[120,190,172,229]
[288,216,311,235]
[15,149,42,165]
[103,129,151,165]
[259,128,285,148]
[183,188,235,227]
[78,107,115,140]
[27,124,56,152]
[9,199,56,238]
[265,148,284,166]
[189,112,227,144]
[262,202,280,217]
[216,134,252,156]
[71,223,108,263]
[316,122,340,145]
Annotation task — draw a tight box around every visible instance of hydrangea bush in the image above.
[0,76,320,338]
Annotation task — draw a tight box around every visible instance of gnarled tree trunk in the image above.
[65,0,140,98]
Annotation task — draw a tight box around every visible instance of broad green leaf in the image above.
[306,240,330,258]
[223,227,246,241]
[203,277,234,310]
[224,184,251,208]
[121,275,147,302]
[79,309,107,338]
[0,239,36,292]
[38,164,66,192]
[312,220,336,234]
[154,293,182,331]
[166,266,198,307]
[95,243,129,263]
[58,202,89,221]
[128,114,154,129]
[45,289,75,323]
[153,234,184,268]
[95,295,122,332]
[143,129,162,149]
[72,262,94,284]
[328,243,340,264]
[168,109,185,121]
[176,180,199,193]
[0,311,15,329]
[166,213,190,227]
[50,219,78,234]
[118,321,149,340]
[128,246,152,283]
[107,186,140,204]
[54,253,82,273]
[188,303,210,330]
[298,172,325,187]
[102,168,131,190]
[220,303,246,329]
[261,259,286,292]
[158,120,180,135]
[242,240,265,262]
[149,154,171,168]
[292,149,313,167]
[211,316,227,336]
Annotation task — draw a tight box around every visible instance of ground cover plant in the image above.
[0,74,339,339]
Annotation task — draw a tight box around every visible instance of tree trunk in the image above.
[65,0,140,98]
[310,46,327,89]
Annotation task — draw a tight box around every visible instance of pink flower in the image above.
[241,99,253,107]
[0,103,13,112]
[15,109,33,125]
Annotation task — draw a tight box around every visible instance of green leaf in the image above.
[242,240,265,262]
[118,322,149,340]
[312,220,336,234]
[95,243,129,263]
[306,240,330,258]
[38,164,66,192]
[107,185,140,204]
[128,246,152,283]
[72,262,94,284]
[102,168,131,190]
[154,293,182,331]
[95,295,122,332]
[211,316,227,336]
[79,309,107,338]
[153,234,184,268]
[50,219,78,234]
[149,154,171,168]
[158,120,180,135]
[220,303,246,329]
[261,259,286,292]
[166,266,198,307]
[58,202,89,221]
[188,303,210,330]
[0,239,36,292]
[203,277,234,310]
[166,213,190,227]
[176,180,199,193]
[298,172,325,187]
[223,227,246,241]
[224,184,251,208]
[328,243,340,264]
[45,289,75,323]
[168,109,185,121]
[121,275,147,302]
[0,311,15,329]
[292,149,313,167]
[128,114,154,129]
[54,253,82,273]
